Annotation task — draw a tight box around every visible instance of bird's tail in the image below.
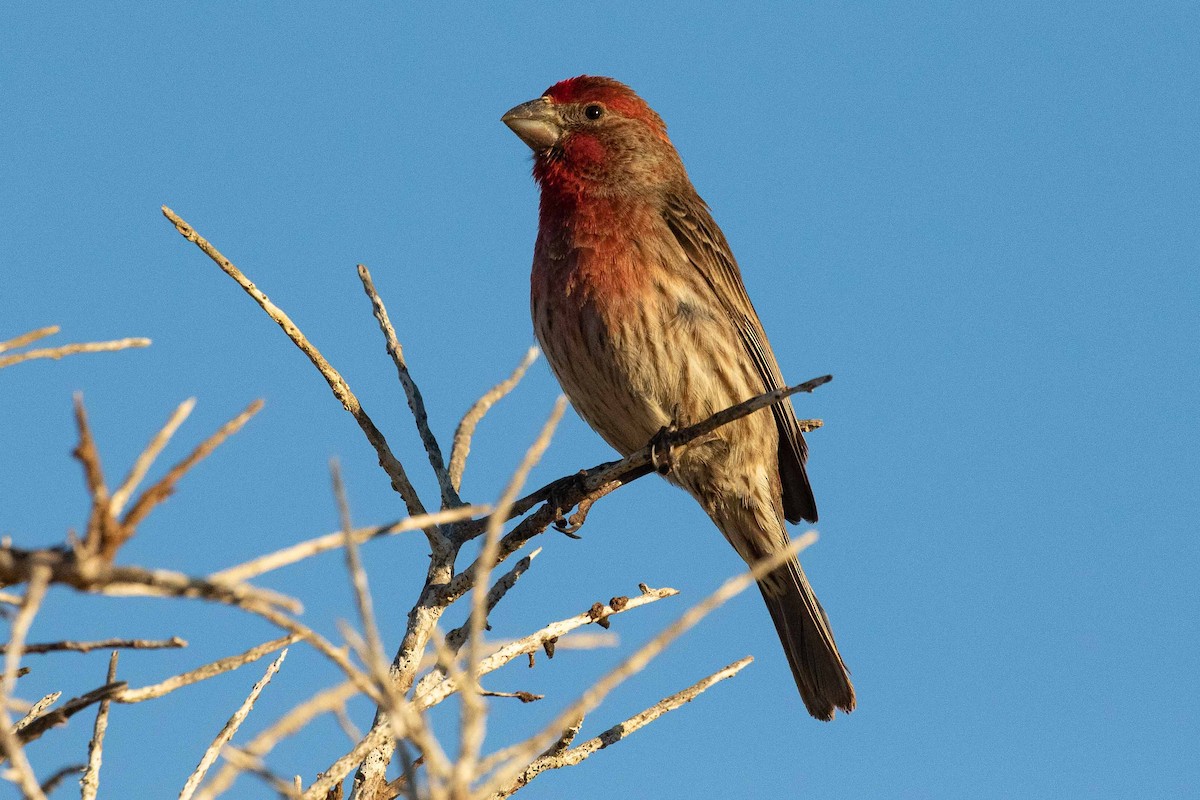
[758,558,856,721]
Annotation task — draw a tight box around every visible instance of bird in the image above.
[502,75,854,721]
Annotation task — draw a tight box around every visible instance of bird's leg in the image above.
[547,471,588,539]
[649,406,683,475]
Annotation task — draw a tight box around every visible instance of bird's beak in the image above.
[502,97,562,152]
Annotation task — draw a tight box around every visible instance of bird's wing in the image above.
[662,191,818,523]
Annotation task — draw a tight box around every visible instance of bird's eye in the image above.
[584,104,604,120]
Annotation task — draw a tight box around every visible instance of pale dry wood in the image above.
[108,398,196,516]
[0,326,59,353]
[11,693,60,733]
[491,656,754,798]
[12,683,126,747]
[0,566,50,800]
[448,347,539,494]
[358,264,460,510]
[4,637,186,656]
[162,206,431,529]
[455,399,567,796]
[194,681,358,800]
[0,546,301,615]
[219,747,299,798]
[180,648,288,800]
[473,535,816,797]
[116,636,297,704]
[119,399,264,538]
[414,587,678,712]
[80,651,119,800]
[0,338,150,370]
[209,505,486,584]
[331,462,388,685]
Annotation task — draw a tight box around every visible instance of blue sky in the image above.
[2,3,1197,798]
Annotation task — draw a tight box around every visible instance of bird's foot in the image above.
[649,423,678,475]
[547,472,588,539]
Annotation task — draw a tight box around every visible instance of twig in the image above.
[5,637,186,656]
[194,681,358,800]
[209,506,486,584]
[13,683,126,747]
[301,724,391,800]
[455,400,567,795]
[80,651,119,800]
[448,347,538,494]
[71,395,112,558]
[0,338,150,370]
[162,206,430,527]
[109,398,196,516]
[12,692,61,732]
[116,635,297,704]
[179,648,288,800]
[0,546,301,615]
[414,586,678,711]
[37,763,84,795]
[358,264,460,510]
[219,747,300,798]
[330,461,388,686]
[476,536,816,796]
[491,656,753,798]
[118,399,264,542]
[0,326,59,353]
[0,566,50,799]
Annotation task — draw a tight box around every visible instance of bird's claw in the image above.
[649,424,677,475]
[548,472,588,539]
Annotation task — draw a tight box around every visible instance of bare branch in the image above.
[11,693,60,733]
[0,326,59,354]
[0,566,50,799]
[209,505,486,584]
[161,206,431,527]
[475,534,816,797]
[490,656,754,798]
[13,683,126,747]
[358,264,460,510]
[108,398,196,516]
[0,338,150,370]
[4,637,186,656]
[415,586,678,711]
[71,395,112,557]
[449,347,539,494]
[80,651,119,800]
[118,399,264,543]
[180,648,288,800]
[116,635,297,704]
[194,681,358,800]
[0,546,301,615]
[456,398,567,792]
[37,763,84,795]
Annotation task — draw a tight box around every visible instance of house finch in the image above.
[503,76,854,720]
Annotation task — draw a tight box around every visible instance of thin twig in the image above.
[180,648,288,800]
[109,398,196,516]
[491,656,754,798]
[80,651,119,800]
[0,566,50,800]
[71,395,112,558]
[116,635,297,704]
[11,692,61,733]
[13,683,126,747]
[194,681,358,800]
[474,534,816,797]
[358,264,460,510]
[162,206,431,528]
[449,347,539,494]
[119,399,264,540]
[330,461,388,686]
[0,338,150,370]
[37,763,84,795]
[209,505,486,584]
[5,637,186,656]
[455,400,567,795]
[415,586,678,711]
[0,326,59,353]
